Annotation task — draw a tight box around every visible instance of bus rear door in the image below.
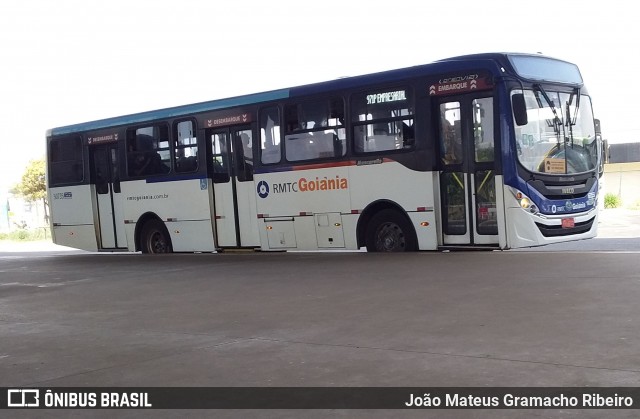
[207,125,260,248]
[436,95,501,247]
[89,143,127,249]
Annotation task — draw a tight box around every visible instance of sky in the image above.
[1,0,637,192]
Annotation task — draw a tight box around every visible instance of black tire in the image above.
[365,209,418,252]
[140,219,173,254]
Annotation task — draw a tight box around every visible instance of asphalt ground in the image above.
[1,209,639,418]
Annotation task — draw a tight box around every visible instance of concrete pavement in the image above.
[2,245,640,418]
[597,208,640,238]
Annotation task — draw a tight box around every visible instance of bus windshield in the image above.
[513,89,597,175]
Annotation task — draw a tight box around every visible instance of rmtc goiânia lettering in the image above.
[270,176,348,194]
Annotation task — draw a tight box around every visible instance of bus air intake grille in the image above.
[535,217,595,237]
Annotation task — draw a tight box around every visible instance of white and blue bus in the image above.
[46,52,601,253]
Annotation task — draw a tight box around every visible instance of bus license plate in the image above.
[562,218,575,228]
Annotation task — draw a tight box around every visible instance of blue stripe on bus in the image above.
[50,56,510,137]
[50,89,291,136]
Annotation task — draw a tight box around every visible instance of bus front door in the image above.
[436,96,500,247]
[208,126,260,248]
[90,144,127,249]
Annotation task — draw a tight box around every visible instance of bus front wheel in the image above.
[365,209,417,252]
[140,219,173,254]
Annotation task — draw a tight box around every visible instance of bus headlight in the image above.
[512,189,539,215]
[519,197,532,208]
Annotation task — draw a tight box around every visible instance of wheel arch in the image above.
[356,200,415,249]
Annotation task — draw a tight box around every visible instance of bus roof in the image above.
[48,52,570,137]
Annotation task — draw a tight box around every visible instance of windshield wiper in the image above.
[564,88,581,148]
[566,87,580,126]
[535,84,563,141]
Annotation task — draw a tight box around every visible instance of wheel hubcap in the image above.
[148,230,167,253]
[375,222,405,251]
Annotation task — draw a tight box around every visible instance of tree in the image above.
[11,158,49,223]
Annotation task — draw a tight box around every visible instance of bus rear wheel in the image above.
[365,209,417,252]
[140,219,173,254]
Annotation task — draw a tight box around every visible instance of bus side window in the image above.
[48,136,84,185]
[261,107,281,164]
[127,125,170,176]
[126,132,145,176]
[174,120,198,173]
[134,134,162,176]
[283,98,346,162]
[352,87,413,154]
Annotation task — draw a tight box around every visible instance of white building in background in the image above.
[0,192,47,232]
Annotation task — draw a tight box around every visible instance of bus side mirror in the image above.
[512,94,528,126]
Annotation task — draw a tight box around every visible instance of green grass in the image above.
[604,193,622,209]
[0,228,51,242]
